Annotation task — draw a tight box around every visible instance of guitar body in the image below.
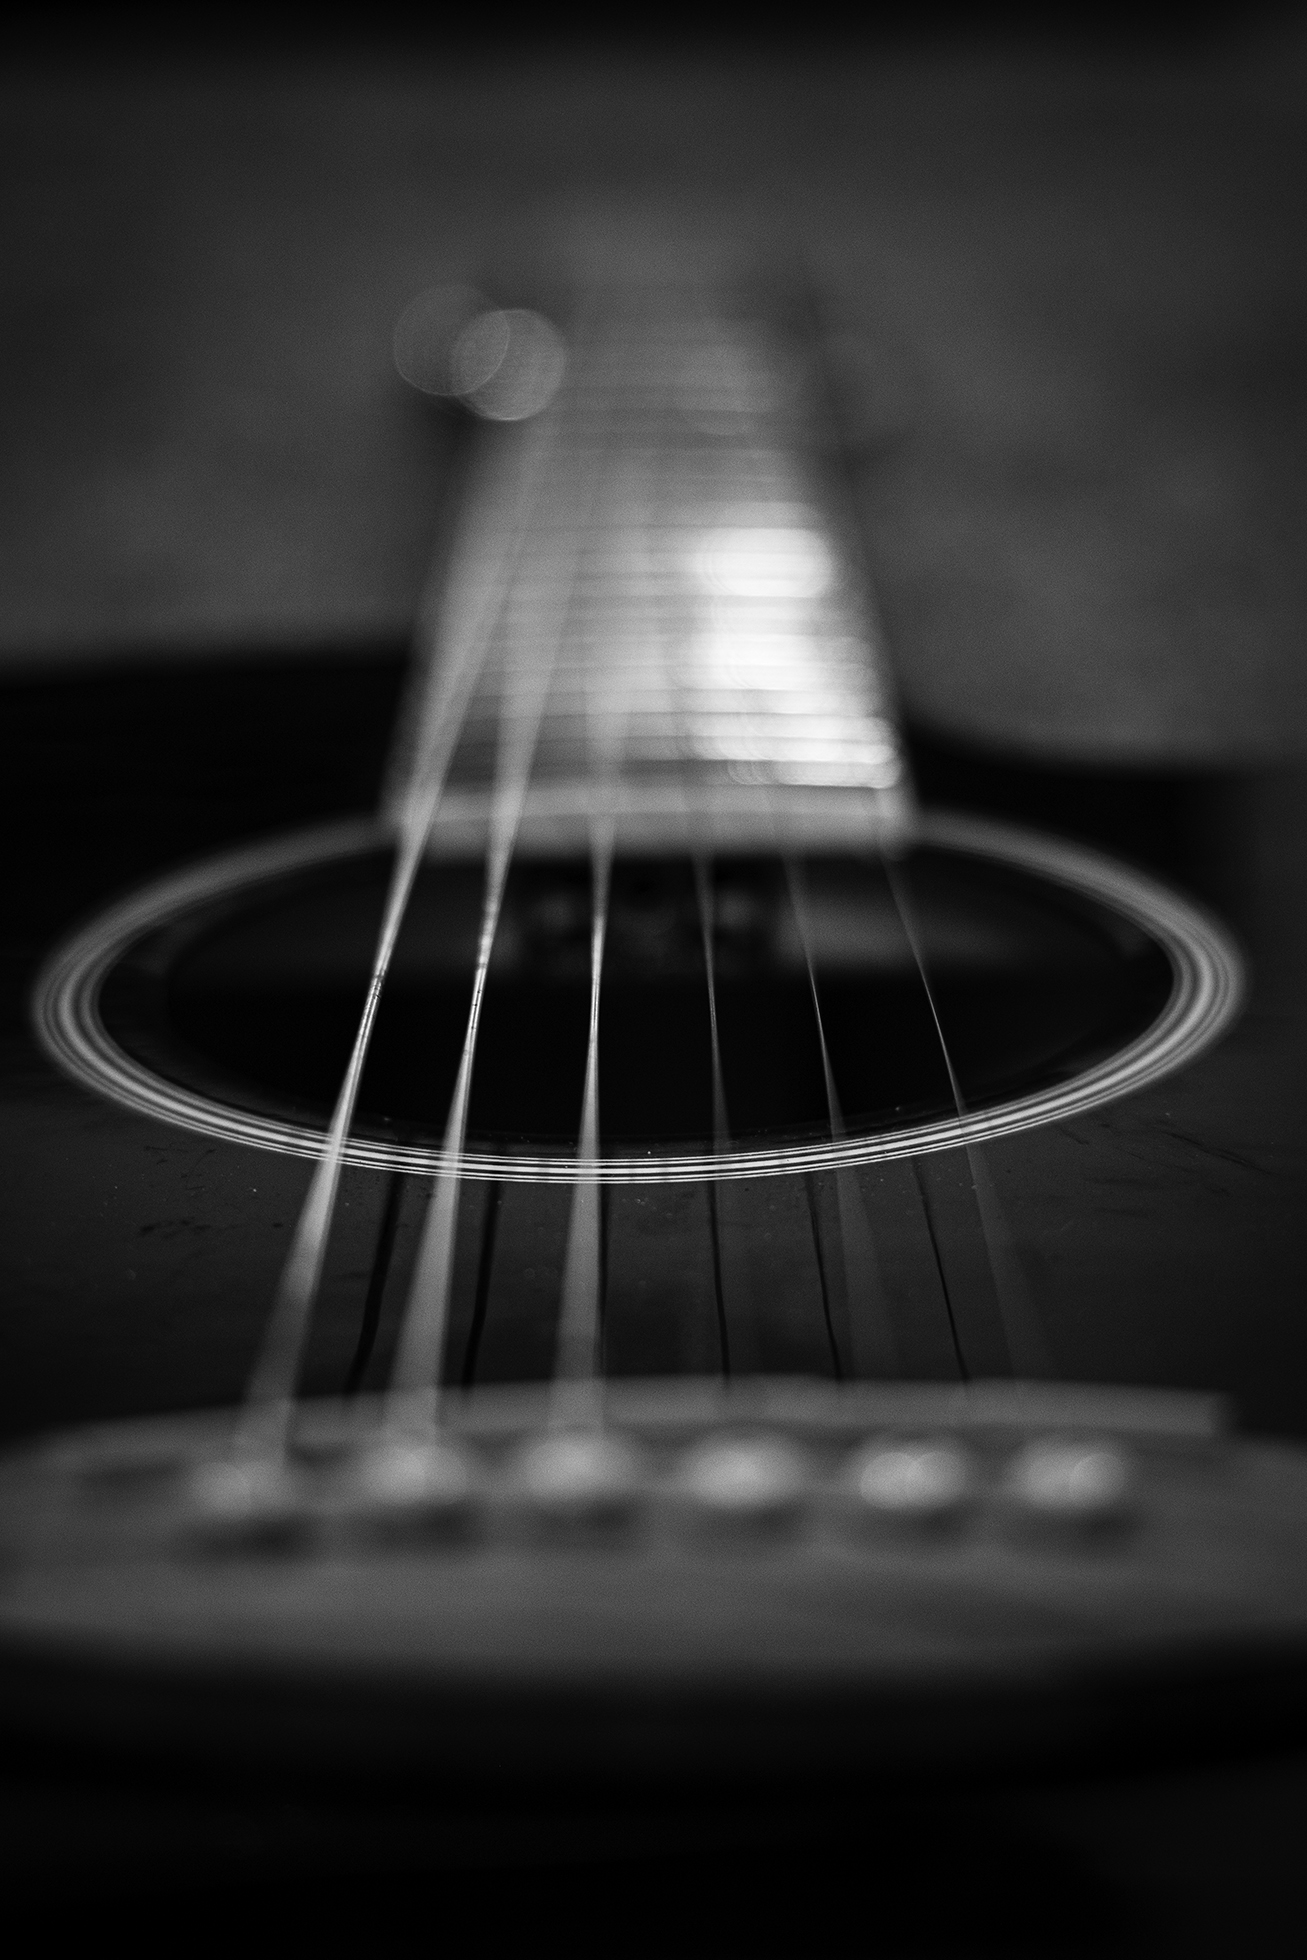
[4,36,1307,1948]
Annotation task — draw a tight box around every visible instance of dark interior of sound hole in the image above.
[99,847,1174,1156]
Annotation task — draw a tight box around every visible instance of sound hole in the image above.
[97,846,1173,1158]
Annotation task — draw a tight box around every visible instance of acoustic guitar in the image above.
[4,253,1307,1793]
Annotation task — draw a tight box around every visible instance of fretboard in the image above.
[387,290,913,856]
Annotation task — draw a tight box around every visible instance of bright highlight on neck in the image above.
[693,526,836,600]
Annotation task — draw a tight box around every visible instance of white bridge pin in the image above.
[674,1435,811,1533]
[846,1439,976,1530]
[506,1431,648,1533]
[183,1455,308,1552]
[334,1436,477,1539]
[1002,1439,1137,1538]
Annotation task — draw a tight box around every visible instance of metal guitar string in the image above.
[639,292,736,1379]
[236,398,564,1457]
[693,857,732,1154]
[882,858,1054,1379]
[715,296,912,1385]
[548,822,614,1428]
[674,287,828,1381]
[385,349,600,1432]
[547,439,649,1428]
[692,853,735,1375]
[783,855,899,1378]
[547,290,790,1414]
[644,314,737,1378]
[671,286,778,1382]
[547,307,717,1426]
[786,274,1037,1382]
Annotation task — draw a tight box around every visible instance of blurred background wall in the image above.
[1,5,1304,760]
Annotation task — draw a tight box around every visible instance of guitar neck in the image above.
[385,290,914,858]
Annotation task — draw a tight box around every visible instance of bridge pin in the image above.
[1001,1439,1137,1540]
[673,1435,811,1535]
[182,1455,309,1553]
[505,1431,648,1535]
[845,1439,976,1533]
[332,1436,478,1541]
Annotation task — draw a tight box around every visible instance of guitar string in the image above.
[410,299,1038,1407]
[682,289,1042,1386]
[548,820,614,1428]
[235,413,562,1459]
[400,299,967,1414]
[343,1170,405,1396]
[550,366,674,1425]
[379,317,647,1425]
[883,858,1054,1378]
[641,286,768,1379]
[681,285,826,1381]
[801,1170,843,1381]
[528,309,733,1400]
[908,1156,969,1382]
[692,858,731,1159]
[692,854,734,1376]
[460,1181,503,1387]
[715,290,904,1385]
[782,261,973,1385]
[547,474,629,1428]
[649,324,736,1382]
[421,321,660,1420]
[783,855,899,1378]
[683,283,771,1378]
[368,300,983,1428]
[385,313,606,1432]
[547,296,758,1410]
[648,310,737,1377]
[391,322,1033,1432]
[606,288,879,1384]
[277,294,972,1444]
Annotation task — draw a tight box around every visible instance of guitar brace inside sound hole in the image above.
[34,809,1244,1183]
